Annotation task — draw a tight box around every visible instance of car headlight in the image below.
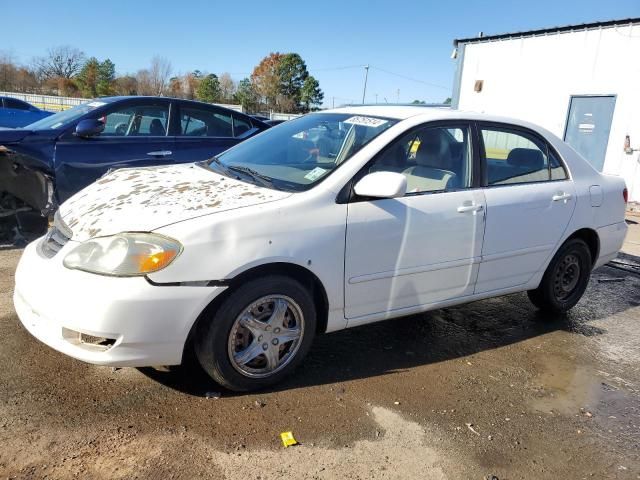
[63,233,182,276]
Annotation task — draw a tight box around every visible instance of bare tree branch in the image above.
[33,46,85,79]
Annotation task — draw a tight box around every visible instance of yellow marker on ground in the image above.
[280,431,298,447]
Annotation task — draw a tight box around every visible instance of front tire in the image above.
[195,275,316,391]
[527,238,592,313]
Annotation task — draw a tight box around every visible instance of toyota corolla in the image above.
[14,106,628,391]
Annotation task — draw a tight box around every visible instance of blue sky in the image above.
[2,0,639,106]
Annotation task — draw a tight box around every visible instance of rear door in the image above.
[475,122,576,294]
[172,102,261,163]
[53,98,174,203]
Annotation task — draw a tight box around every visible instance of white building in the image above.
[452,18,640,202]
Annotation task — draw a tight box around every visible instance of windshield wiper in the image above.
[226,164,274,188]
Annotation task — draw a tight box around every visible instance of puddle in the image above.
[530,354,640,455]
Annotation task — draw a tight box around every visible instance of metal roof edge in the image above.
[453,17,640,46]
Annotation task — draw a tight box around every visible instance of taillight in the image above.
[623,188,628,203]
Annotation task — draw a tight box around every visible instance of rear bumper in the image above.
[595,221,628,268]
[14,239,225,367]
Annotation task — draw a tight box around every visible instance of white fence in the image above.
[1,91,305,122]
[0,91,244,113]
[270,112,302,121]
[1,91,85,112]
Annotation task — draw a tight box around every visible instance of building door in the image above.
[564,95,616,172]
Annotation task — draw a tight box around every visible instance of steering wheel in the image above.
[114,122,127,136]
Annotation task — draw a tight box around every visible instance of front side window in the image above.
[99,104,169,137]
[481,126,567,185]
[207,113,398,192]
[180,106,233,137]
[366,124,472,194]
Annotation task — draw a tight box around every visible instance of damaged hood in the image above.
[58,163,291,241]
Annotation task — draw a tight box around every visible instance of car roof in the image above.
[318,105,545,132]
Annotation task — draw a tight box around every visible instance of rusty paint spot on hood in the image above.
[59,163,291,241]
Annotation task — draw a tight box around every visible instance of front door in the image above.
[344,122,485,323]
[54,99,173,203]
[475,123,576,293]
[564,95,616,172]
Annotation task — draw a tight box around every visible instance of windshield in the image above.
[208,113,398,191]
[25,100,108,130]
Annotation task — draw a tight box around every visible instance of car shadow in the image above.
[138,264,639,398]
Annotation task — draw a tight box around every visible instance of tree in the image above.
[76,57,100,97]
[300,76,323,112]
[148,56,172,96]
[443,97,452,105]
[135,69,153,95]
[219,72,236,102]
[234,77,259,113]
[113,75,138,95]
[251,52,284,109]
[183,71,201,99]
[196,73,220,102]
[34,46,85,80]
[411,99,426,104]
[97,59,115,96]
[168,76,183,98]
[278,53,308,105]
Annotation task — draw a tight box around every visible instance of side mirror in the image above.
[75,118,105,138]
[354,171,407,199]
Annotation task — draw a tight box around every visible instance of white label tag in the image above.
[343,116,388,128]
[304,167,327,181]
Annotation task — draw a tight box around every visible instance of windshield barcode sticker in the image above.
[304,167,327,181]
[343,116,388,128]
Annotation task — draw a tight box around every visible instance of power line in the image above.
[311,64,367,72]
[368,66,450,90]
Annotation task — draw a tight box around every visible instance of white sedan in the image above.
[14,106,628,391]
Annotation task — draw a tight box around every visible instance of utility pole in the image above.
[361,65,369,104]
[396,89,400,103]
[375,93,378,104]
[332,96,335,108]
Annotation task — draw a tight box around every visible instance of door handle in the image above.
[457,204,484,213]
[552,192,572,202]
[147,150,172,157]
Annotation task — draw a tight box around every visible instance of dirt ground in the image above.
[1,220,639,479]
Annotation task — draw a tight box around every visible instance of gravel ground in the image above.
[1,226,639,479]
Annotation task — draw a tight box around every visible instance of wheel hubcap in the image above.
[553,253,581,300]
[227,295,304,378]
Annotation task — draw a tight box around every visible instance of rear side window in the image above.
[480,126,567,185]
[233,115,253,137]
[180,106,233,137]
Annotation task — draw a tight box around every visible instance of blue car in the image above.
[0,96,268,222]
[0,96,53,128]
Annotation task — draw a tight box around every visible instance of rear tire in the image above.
[195,275,316,392]
[527,238,592,314]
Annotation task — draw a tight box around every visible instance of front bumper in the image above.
[14,239,225,367]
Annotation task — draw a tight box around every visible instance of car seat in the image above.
[402,133,457,192]
[149,118,165,136]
